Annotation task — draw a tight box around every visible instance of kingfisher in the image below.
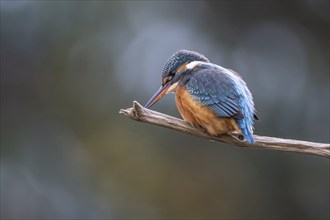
[145,50,258,143]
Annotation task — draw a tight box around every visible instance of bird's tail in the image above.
[236,119,255,144]
[241,126,254,144]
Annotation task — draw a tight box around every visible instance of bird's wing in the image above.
[185,66,244,119]
[228,68,259,120]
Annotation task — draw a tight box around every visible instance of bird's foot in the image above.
[230,133,245,142]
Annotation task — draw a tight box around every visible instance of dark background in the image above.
[1,1,329,219]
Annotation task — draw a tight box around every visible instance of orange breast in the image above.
[175,86,240,136]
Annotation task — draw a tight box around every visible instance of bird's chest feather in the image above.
[175,85,240,135]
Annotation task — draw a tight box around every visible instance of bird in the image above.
[145,50,258,143]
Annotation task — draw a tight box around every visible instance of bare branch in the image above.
[119,101,330,158]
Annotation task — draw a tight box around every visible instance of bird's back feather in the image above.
[182,62,256,143]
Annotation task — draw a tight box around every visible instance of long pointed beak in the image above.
[145,82,171,109]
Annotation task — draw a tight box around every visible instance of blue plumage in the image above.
[185,62,256,143]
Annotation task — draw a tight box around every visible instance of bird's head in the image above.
[145,50,209,109]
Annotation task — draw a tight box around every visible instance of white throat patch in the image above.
[166,82,179,94]
[186,61,204,70]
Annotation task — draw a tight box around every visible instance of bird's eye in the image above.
[162,76,173,86]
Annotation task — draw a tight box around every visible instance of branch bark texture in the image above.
[120,101,330,158]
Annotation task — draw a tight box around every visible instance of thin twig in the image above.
[119,101,330,158]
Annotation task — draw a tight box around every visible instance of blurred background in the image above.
[1,1,329,219]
